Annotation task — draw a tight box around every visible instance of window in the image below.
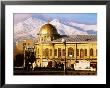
[45,48,49,56]
[54,49,57,56]
[68,47,74,57]
[90,48,93,56]
[58,48,61,57]
[50,49,52,56]
[85,49,87,56]
[62,49,65,56]
[80,49,84,58]
[76,49,79,56]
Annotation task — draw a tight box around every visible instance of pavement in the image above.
[14,70,97,75]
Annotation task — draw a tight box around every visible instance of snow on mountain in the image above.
[67,21,97,32]
[50,19,88,35]
[14,17,46,41]
[14,17,97,41]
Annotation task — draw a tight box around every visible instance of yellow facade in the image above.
[33,23,97,67]
[35,42,97,67]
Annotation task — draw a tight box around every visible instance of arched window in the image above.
[58,48,61,57]
[45,48,49,57]
[62,49,65,56]
[80,49,84,58]
[54,49,57,56]
[85,49,87,56]
[68,47,74,57]
[90,48,93,56]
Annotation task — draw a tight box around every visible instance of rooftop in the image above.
[53,35,97,42]
[35,35,97,43]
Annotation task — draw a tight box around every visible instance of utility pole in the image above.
[62,38,66,75]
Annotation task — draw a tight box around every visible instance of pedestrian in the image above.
[32,61,36,71]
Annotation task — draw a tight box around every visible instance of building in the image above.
[14,23,97,68]
[35,23,97,68]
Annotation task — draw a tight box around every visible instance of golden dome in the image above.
[39,23,58,35]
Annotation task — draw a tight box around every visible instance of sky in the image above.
[14,13,97,24]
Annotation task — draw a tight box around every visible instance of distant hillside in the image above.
[14,16,97,42]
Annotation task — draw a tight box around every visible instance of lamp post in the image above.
[69,54,72,68]
[75,43,77,63]
[23,40,26,69]
[62,38,66,75]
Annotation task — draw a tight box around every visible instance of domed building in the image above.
[34,23,97,68]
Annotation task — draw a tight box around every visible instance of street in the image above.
[14,69,97,75]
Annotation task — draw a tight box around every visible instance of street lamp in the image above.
[23,40,26,69]
[62,38,66,75]
[69,54,72,67]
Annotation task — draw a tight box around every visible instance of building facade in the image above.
[35,23,97,68]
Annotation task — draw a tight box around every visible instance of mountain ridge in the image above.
[14,16,97,41]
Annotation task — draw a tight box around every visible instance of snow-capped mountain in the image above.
[14,16,97,41]
[14,17,46,41]
[66,21,97,34]
[50,19,88,35]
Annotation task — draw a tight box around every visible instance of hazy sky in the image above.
[14,13,97,24]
